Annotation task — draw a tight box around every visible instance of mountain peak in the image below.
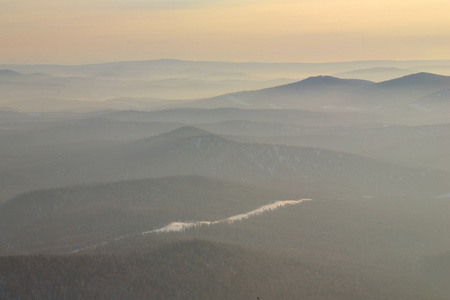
[0,69,23,77]
[401,72,448,81]
[300,75,345,85]
[125,126,219,153]
[158,126,212,139]
[378,72,450,87]
[280,75,372,90]
[132,126,214,147]
[333,67,414,82]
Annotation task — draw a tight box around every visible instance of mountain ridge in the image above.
[377,72,450,88]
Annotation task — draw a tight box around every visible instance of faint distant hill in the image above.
[334,67,414,82]
[2,97,179,113]
[3,59,449,79]
[0,69,23,80]
[0,69,51,81]
[1,59,449,107]
[0,118,183,149]
[103,107,375,126]
[2,59,450,114]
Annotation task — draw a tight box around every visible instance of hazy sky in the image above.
[1,0,449,64]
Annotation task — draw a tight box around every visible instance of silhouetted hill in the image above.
[377,72,450,89]
[0,69,52,82]
[334,67,414,81]
[168,72,450,124]
[144,125,212,143]
[187,76,373,111]
[0,69,23,79]
[277,75,372,89]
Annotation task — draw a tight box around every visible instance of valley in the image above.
[1,60,450,299]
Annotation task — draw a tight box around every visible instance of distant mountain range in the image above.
[0,69,52,81]
[172,72,450,124]
[333,67,415,81]
[188,72,450,110]
[2,59,450,78]
[2,59,450,114]
[2,60,450,125]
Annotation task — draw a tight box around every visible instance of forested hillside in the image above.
[0,239,444,300]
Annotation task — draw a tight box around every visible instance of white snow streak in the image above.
[408,103,433,112]
[227,96,250,107]
[72,199,311,253]
[268,103,281,109]
[150,199,310,233]
[436,193,450,199]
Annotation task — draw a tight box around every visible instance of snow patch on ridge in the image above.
[408,103,433,112]
[227,96,250,107]
[268,103,281,109]
[436,193,450,199]
[72,199,311,253]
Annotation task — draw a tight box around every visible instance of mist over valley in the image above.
[1,59,450,299]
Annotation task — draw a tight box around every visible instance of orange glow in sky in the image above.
[1,0,449,64]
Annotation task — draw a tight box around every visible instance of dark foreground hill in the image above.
[0,239,443,300]
[420,250,450,295]
[0,176,297,255]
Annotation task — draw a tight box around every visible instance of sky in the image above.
[1,0,450,64]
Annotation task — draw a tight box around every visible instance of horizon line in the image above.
[2,58,450,67]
